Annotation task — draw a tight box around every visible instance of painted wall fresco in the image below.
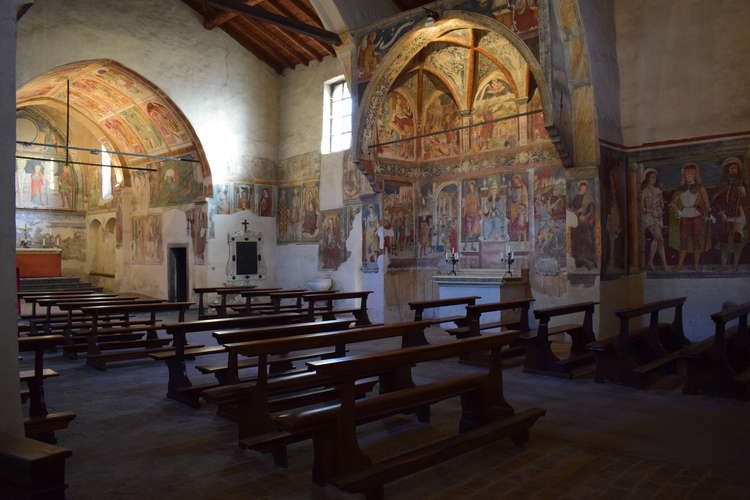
[233,182,255,213]
[533,168,567,272]
[319,209,346,271]
[188,203,208,265]
[147,154,203,208]
[362,195,382,273]
[15,211,86,261]
[356,1,539,84]
[214,182,232,215]
[567,177,598,271]
[132,214,163,264]
[382,182,416,266]
[375,92,416,161]
[636,150,750,273]
[601,148,627,276]
[277,183,320,243]
[256,184,274,216]
[343,151,367,203]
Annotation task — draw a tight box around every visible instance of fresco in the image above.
[637,151,750,273]
[567,177,598,271]
[362,196,381,273]
[471,76,520,153]
[375,92,416,161]
[319,209,346,271]
[214,182,232,215]
[422,93,461,160]
[188,203,208,265]
[533,168,567,271]
[256,184,274,217]
[132,214,163,264]
[343,151,365,202]
[301,184,320,240]
[233,182,255,212]
[383,182,416,264]
[145,155,203,208]
[601,148,627,276]
[278,184,320,243]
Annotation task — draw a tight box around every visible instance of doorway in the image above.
[168,246,188,302]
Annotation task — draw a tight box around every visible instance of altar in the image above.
[431,268,530,323]
[16,248,63,278]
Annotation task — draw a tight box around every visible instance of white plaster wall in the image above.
[278,56,346,160]
[644,277,750,343]
[16,0,280,174]
[578,0,622,144]
[617,0,750,146]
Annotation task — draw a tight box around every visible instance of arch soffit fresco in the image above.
[354,11,555,168]
[16,59,212,195]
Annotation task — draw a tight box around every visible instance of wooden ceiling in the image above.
[181,0,435,73]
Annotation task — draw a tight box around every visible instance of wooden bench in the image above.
[587,297,690,388]
[251,289,337,316]
[22,293,120,334]
[407,295,481,345]
[193,286,258,319]
[75,301,193,370]
[302,291,373,326]
[680,301,750,398]
[18,335,76,444]
[202,321,432,466]
[445,298,535,366]
[152,313,309,408]
[0,430,72,500]
[201,319,359,385]
[523,301,598,378]
[271,332,545,497]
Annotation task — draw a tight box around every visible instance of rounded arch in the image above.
[16,60,212,196]
[354,11,554,163]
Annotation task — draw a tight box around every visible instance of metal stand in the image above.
[502,251,514,277]
[446,253,459,275]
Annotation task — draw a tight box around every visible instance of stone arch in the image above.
[354,11,556,171]
[16,60,212,198]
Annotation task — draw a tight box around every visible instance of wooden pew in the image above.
[18,335,76,444]
[202,321,431,466]
[252,289,336,316]
[407,295,481,345]
[272,332,545,497]
[302,290,373,326]
[445,298,535,366]
[586,297,690,388]
[22,293,120,334]
[0,430,72,500]
[232,288,286,315]
[193,286,257,320]
[152,313,305,408]
[523,301,598,378]
[201,319,360,385]
[680,301,750,398]
[55,297,164,344]
[75,302,193,370]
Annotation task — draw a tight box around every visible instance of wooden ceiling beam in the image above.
[204,0,341,44]
[277,0,336,57]
[232,18,309,69]
[203,0,263,30]
[263,3,328,62]
[221,24,289,72]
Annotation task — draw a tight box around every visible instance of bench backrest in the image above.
[465,298,534,331]
[163,312,299,336]
[303,291,373,304]
[710,301,750,349]
[80,301,193,315]
[54,298,163,310]
[214,319,356,344]
[534,301,598,324]
[309,331,519,378]
[408,296,481,310]
[224,321,431,359]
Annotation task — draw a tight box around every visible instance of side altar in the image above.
[16,248,63,278]
[431,268,530,323]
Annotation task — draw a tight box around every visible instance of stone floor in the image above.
[18,312,750,500]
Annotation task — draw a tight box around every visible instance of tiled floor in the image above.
[19,316,750,500]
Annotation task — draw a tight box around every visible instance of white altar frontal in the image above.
[431,268,530,323]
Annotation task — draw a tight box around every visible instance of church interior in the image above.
[2,0,750,498]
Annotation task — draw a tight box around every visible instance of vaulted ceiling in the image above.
[180,0,436,73]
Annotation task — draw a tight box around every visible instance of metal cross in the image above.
[241,219,249,232]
